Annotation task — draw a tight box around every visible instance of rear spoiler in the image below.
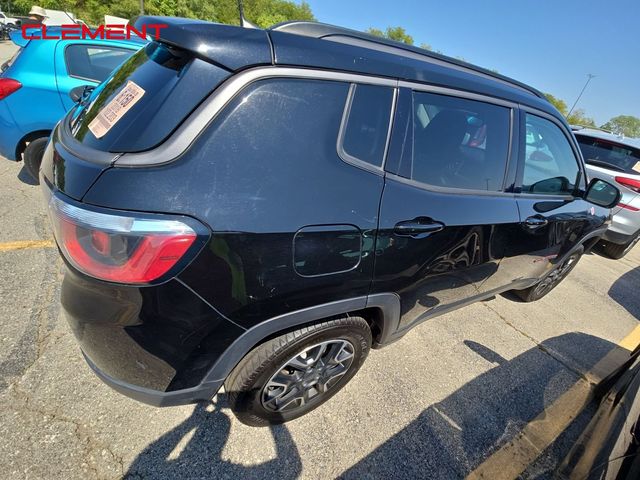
[132,16,273,71]
[9,29,29,48]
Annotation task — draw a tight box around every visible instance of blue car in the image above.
[0,29,143,181]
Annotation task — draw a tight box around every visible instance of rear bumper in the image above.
[606,209,640,244]
[0,101,21,160]
[60,261,246,398]
[603,228,637,246]
[84,352,223,406]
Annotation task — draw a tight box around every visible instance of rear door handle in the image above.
[394,217,445,238]
[524,216,549,228]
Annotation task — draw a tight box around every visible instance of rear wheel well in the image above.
[15,130,51,161]
[169,305,389,392]
[256,309,382,347]
[349,307,384,345]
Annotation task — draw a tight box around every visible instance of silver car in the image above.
[573,126,640,258]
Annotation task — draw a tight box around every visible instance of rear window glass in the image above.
[340,84,394,167]
[65,45,134,83]
[576,135,640,174]
[70,41,229,153]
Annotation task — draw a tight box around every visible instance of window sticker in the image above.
[633,161,640,173]
[88,81,145,139]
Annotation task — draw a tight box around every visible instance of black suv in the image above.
[41,17,620,426]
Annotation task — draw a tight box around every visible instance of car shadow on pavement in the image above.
[609,266,640,321]
[340,332,620,479]
[124,396,301,479]
[17,164,38,186]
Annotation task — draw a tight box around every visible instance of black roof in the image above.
[271,21,544,99]
[134,16,558,118]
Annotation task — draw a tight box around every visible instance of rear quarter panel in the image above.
[2,41,65,154]
[83,78,384,329]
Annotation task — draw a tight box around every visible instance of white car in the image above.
[573,126,640,259]
[0,11,19,27]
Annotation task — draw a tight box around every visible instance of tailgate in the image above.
[41,117,117,200]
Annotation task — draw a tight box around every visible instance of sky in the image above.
[303,0,639,126]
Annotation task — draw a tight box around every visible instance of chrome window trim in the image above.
[335,84,398,175]
[398,80,519,109]
[117,67,398,166]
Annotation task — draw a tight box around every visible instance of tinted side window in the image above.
[340,84,394,167]
[409,92,510,191]
[65,45,134,83]
[522,114,581,195]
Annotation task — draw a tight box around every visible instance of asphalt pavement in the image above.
[1,39,639,479]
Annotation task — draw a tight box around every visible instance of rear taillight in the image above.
[0,78,22,100]
[615,176,640,194]
[619,203,640,212]
[48,195,200,284]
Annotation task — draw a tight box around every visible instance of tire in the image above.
[23,137,48,184]
[601,235,640,260]
[513,246,584,302]
[225,315,372,427]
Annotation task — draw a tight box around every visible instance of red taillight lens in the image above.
[0,78,22,100]
[619,203,640,212]
[615,176,640,194]
[48,195,199,284]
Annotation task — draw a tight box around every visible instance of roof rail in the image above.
[571,124,615,135]
[270,21,545,99]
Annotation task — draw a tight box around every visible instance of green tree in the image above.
[601,115,640,138]
[210,0,314,27]
[366,25,413,45]
[544,93,568,115]
[13,0,314,27]
[544,93,595,126]
[566,109,596,127]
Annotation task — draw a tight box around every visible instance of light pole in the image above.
[140,0,144,15]
[567,74,596,117]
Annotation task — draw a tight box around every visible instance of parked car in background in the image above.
[0,11,19,27]
[41,17,621,426]
[0,29,143,182]
[573,126,640,259]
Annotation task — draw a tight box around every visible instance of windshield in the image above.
[576,135,640,174]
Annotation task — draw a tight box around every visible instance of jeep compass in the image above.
[41,17,620,426]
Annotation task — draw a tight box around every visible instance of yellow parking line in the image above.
[619,324,640,351]
[0,240,55,252]
[466,325,640,480]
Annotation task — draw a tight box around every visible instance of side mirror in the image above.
[69,85,94,103]
[584,178,621,209]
